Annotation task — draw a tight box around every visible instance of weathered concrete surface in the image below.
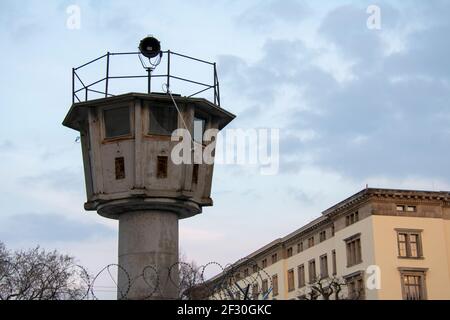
[118,210,179,300]
[63,93,235,217]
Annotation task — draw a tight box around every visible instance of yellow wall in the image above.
[372,215,450,300]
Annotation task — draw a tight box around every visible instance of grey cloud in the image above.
[236,0,311,31]
[385,24,450,80]
[20,167,85,192]
[318,4,385,67]
[219,3,450,182]
[0,213,116,243]
[286,187,315,205]
[0,140,15,151]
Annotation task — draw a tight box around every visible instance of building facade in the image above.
[209,188,450,300]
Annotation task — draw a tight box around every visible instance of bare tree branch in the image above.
[0,242,90,300]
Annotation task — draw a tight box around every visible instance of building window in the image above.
[298,242,304,253]
[262,259,267,268]
[331,225,335,237]
[194,116,206,143]
[397,205,417,212]
[114,157,125,180]
[149,105,178,136]
[332,250,337,275]
[345,272,365,300]
[157,156,168,179]
[271,253,278,264]
[104,106,131,138]
[252,283,259,300]
[262,279,269,295]
[396,229,423,258]
[399,269,427,300]
[320,254,329,278]
[346,211,359,226]
[287,269,295,292]
[287,247,293,258]
[252,264,258,273]
[320,231,326,242]
[272,274,279,297]
[244,268,249,277]
[345,234,362,267]
[298,264,306,288]
[308,259,316,283]
[308,236,315,248]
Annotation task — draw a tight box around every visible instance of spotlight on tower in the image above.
[139,36,161,58]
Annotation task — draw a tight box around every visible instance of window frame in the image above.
[319,230,327,242]
[308,259,316,284]
[345,233,363,267]
[287,269,295,292]
[298,264,306,288]
[345,211,359,227]
[398,267,428,300]
[193,114,207,144]
[148,104,178,137]
[287,247,293,258]
[332,250,337,275]
[102,105,133,140]
[252,283,259,300]
[395,229,424,259]
[262,258,267,269]
[344,271,365,300]
[271,253,278,264]
[308,236,315,248]
[320,254,329,279]
[272,274,279,297]
[262,279,269,295]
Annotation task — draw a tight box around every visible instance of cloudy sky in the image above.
[1,0,450,279]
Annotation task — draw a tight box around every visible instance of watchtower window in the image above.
[192,164,199,185]
[194,116,206,143]
[157,156,168,179]
[115,157,125,180]
[149,105,178,136]
[104,107,131,138]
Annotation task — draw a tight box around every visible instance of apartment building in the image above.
[208,188,450,300]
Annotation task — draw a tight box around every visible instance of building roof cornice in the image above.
[322,188,450,217]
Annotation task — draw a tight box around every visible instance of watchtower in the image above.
[62,37,235,299]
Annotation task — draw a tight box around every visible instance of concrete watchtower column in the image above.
[118,209,179,299]
[96,198,204,299]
